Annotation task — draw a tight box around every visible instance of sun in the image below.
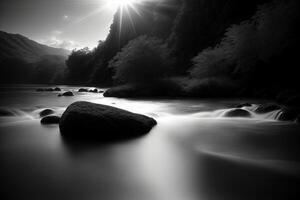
[104,0,139,10]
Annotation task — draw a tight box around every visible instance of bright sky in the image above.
[0,0,125,50]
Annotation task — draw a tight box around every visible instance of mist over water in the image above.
[0,85,299,200]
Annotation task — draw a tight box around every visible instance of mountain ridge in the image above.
[0,30,69,84]
[0,30,70,63]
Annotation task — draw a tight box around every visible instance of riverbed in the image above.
[0,85,299,200]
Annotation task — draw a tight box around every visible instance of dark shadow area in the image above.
[59,133,146,154]
[197,153,300,200]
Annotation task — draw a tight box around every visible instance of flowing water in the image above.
[0,85,299,200]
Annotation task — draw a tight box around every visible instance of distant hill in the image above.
[0,31,70,84]
[0,31,69,63]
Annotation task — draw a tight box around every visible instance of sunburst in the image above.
[103,0,140,10]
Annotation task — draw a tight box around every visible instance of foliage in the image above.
[190,0,300,90]
[168,0,268,72]
[65,48,94,84]
[109,36,173,84]
[189,45,234,79]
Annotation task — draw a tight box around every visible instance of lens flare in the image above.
[104,0,139,10]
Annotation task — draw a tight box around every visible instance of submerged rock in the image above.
[89,89,98,93]
[54,87,61,91]
[78,88,88,92]
[39,109,55,117]
[41,115,60,125]
[255,103,281,113]
[58,91,74,97]
[224,108,251,118]
[44,88,55,92]
[59,101,157,141]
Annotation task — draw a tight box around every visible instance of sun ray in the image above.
[118,6,124,47]
[125,6,137,35]
[129,4,142,17]
[104,0,140,10]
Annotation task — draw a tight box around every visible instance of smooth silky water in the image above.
[0,85,299,200]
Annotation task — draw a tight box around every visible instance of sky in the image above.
[0,0,120,50]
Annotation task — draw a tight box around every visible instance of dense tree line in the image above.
[109,36,173,84]
[66,0,300,98]
[187,0,300,97]
[66,0,181,85]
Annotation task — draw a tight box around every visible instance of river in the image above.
[0,85,299,200]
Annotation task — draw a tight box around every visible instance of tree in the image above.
[190,0,300,91]
[109,36,173,84]
[33,55,67,84]
[65,47,94,84]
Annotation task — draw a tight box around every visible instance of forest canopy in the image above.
[65,0,300,98]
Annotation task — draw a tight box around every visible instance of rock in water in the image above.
[39,109,55,117]
[44,88,55,92]
[59,101,157,141]
[58,91,74,97]
[224,108,251,118]
[54,87,61,91]
[78,88,88,92]
[41,115,60,124]
[89,89,98,93]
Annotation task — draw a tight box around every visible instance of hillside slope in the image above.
[0,31,69,84]
[0,31,69,63]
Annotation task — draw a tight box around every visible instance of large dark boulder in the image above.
[39,109,55,117]
[59,101,157,141]
[41,115,60,125]
[255,103,281,113]
[224,108,252,118]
